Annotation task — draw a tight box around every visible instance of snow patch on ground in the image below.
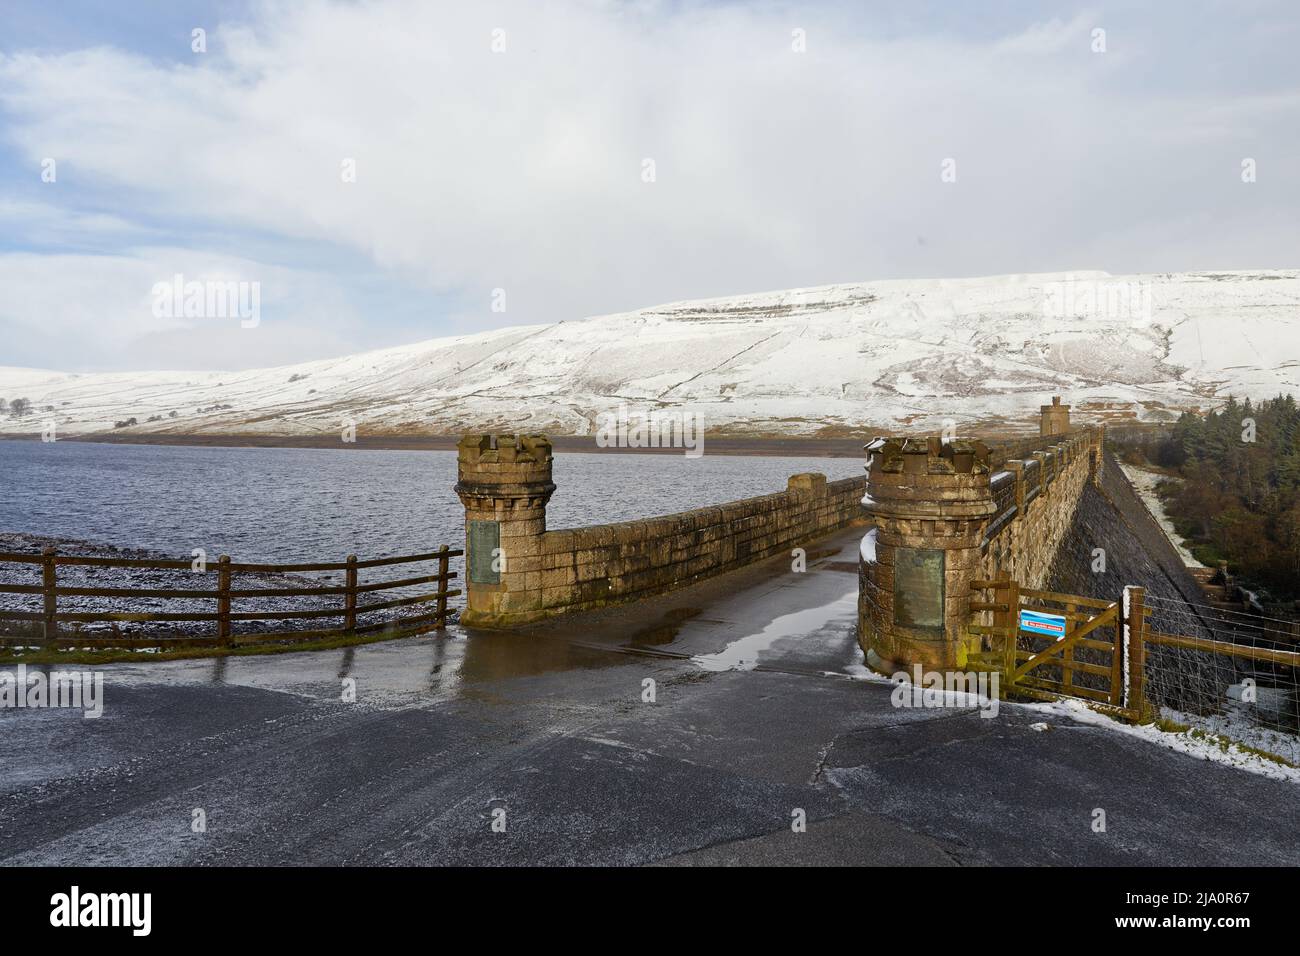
[836,644,1297,779]
[836,661,999,712]
[836,660,894,684]
[1118,462,1204,568]
[1020,698,1300,783]
[1159,702,1300,767]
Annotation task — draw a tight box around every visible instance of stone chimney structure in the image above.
[1040,395,1071,436]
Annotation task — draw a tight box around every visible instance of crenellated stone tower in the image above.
[860,438,995,672]
[454,434,555,628]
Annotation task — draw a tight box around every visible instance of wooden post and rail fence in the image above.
[0,545,462,653]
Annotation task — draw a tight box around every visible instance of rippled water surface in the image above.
[0,440,862,563]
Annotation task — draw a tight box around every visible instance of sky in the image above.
[1,0,1297,372]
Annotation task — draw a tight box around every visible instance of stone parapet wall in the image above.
[532,473,864,616]
[978,431,1095,590]
[986,428,1089,470]
[455,433,866,628]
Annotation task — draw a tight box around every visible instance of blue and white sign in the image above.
[1019,609,1067,640]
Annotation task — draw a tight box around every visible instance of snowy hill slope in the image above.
[2,270,1297,439]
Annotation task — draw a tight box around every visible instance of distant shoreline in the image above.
[0,431,877,458]
[1,419,1167,457]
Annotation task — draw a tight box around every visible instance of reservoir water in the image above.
[0,440,862,565]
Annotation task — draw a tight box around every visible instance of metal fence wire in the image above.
[1141,593,1300,765]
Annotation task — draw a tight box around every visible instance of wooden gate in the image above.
[969,577,1145,716]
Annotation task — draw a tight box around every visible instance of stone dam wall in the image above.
[547,472,864,614]
[453,398,1105,653]
[978,432,1095,590]
[455,434,866,627]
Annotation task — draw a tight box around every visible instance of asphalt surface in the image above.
[2,528,1297,866]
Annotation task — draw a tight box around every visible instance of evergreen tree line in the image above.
[1148,394,1300,599]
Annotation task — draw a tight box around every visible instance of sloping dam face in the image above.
[1046,450,1254,714]
[1048,450,1208,618]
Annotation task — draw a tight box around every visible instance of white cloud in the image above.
[0,0,1297,371]
[0,249,359,370]
[0,198,141,241]
[993,13,1095,55]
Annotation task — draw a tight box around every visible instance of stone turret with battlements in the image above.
[454,434,555,628]
[860,418,1101,675]
[859,438,996,671]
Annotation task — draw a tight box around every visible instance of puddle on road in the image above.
[629,607,702,646]
[691,590,858,672]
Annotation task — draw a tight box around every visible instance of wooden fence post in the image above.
[344,555,358,634]
[1001,576,1020,688]
[436,545,450,628]
[1108,605,1124,707]
[217,555,232,648]
[1124,586,1146,718]
[42,546,57,647]
[1062,602,1076,693]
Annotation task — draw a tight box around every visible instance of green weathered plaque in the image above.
[894,548,945,631]
[468,519,501,585]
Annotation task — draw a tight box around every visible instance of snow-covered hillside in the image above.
[2,270,1297,439]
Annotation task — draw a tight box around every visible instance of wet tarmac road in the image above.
[2,529,1298,866]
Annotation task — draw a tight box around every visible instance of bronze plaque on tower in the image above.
[893,548,944,631]
[468,519,501,585]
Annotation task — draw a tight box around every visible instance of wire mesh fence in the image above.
[1142,593,1300,765]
